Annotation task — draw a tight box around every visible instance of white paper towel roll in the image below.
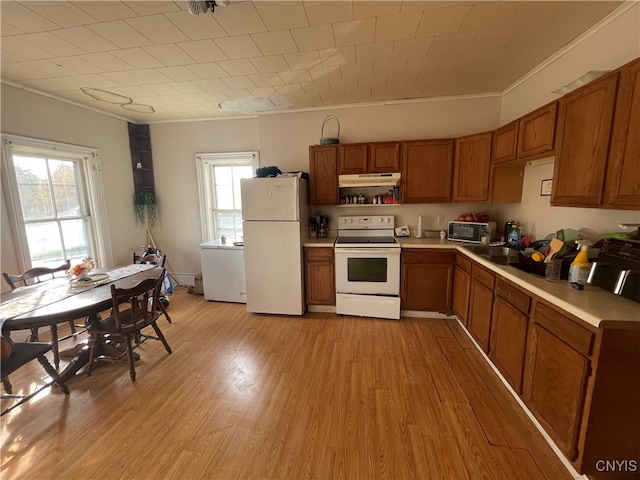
[415,215,423,238]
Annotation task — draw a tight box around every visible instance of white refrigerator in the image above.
[240,176,308,315]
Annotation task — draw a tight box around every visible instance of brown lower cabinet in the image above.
[452,253,471,326]
[401,249,454,312]
[456,253,640,479]
[304,247,335,306]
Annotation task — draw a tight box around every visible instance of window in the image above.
[196,152,258,242]
[2,134,112,269]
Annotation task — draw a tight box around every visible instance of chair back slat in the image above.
[109,271,165,331]
[3,260,71,290]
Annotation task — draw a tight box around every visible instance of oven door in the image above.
[334,247,400,296]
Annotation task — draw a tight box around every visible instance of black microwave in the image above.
[448,221,496,243]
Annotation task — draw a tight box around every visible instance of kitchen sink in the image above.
[462,245,520,265]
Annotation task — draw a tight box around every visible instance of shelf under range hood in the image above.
[339,172,401,188]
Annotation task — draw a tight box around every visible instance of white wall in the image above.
[495,4,640,240]
[1,83,139,291]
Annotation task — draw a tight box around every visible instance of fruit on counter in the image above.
[456,212,490,223]
[531,251,545,262]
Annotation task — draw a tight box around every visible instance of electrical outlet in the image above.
[240,292,247,297]
[436,215,444,224]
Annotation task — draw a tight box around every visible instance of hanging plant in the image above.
[134,190,157,228]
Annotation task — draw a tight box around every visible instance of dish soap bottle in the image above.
[507,223,521,250]
[568,240,592,286]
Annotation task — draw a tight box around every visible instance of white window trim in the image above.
[1,133,113,269]
[196,151,259,242]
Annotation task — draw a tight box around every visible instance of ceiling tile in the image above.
[71,1,138,22]
[248,73,284,88]
[192,78,228,91]
[113,85,154,98]
[252,30,299,56]
[218,59,260,76]
[213,2,267,35]
[165,11,228,40]
[391,37,435,63]
[126,14,190,44]
[215,35,263,59]
[0,50,28,64]
[142,83,181,95]
[319,46,356,67]
[416,5,472,37]
[52,26,119,53]
[73,73,121,88]
[0,36,52,60]
[354,1,401,19]
[101,71,146,86]
[156,66,202,82]
[21,59,76,77]
[458,1,520,33]
[1,21,25,37]
[129,69,175,85]
[143,44,196,66]
[375,12,422,43]
[249,54,290,74]
[0,2,60,33]
[355,42,393,63]
[253,1,309,31]
[174,93,206,104]
[186,62,229,79]
[21,1,98,28]
[1,63,49,81]
[249,86,277,97]
[22,78,70,93]
[177,40,229,63]
[283,51,322,70]
[111,48,164,69]
[333,18,375,46]
[52,55,105,75]
[122,1,180,16]
[18,32,86,56]
[303,1,354,26]
[88,20,154,49]
[78,52,133,72]
[291,24,335,51]
[220,76,257,90]
[308,65,342,82]
[279,69,313,85]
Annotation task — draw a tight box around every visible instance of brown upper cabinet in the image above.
[552,72,619,207]
[603,57,640,209]
[492,120,519,165]
[128,123,155,195]
[338,141,401,174]
[517,101,558,161]
[309,145,339,205]
[453,132,493,202]
[401,139,454,203]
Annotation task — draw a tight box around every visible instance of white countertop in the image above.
[200,240,244,249]
[303,237,337,247]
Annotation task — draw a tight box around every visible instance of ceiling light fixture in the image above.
[188,0,223,15]
[81,87,133,105]
[218,95,292,114]
[121,104,155,114]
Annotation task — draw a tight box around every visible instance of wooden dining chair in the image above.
[1,339,70,416]
[132,252,171,323]
[85,270,172,382]
[2,260,81,370]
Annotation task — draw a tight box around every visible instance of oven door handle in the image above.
[334,247,400,254]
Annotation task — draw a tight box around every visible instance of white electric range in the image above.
[334,215,401,320]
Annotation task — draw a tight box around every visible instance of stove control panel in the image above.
[338,216,395,230]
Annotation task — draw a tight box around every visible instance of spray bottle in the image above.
[568,240,592,286]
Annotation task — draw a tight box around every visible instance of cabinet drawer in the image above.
[533,302,595,357]
[455,252,472,272]
[472,263,495,289]
[305,247,334,262]
[402,249,455,264]
[496,279,531,315]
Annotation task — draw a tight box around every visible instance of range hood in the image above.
[339,172,401,188]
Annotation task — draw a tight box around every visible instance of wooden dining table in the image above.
[0,264,163,382]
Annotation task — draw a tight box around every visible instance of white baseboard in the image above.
[308,305,336,313]
[168,272,194,287]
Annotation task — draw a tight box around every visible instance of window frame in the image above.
[196,151,259,242]
[1,133,113,270]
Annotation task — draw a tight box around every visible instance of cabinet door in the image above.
[338,144,368,174]
[523,322,591,461]
[370,142,400,172]
[490,296,528,392]
[517,102,557,160]
[453,132,492,202]
[401,140,454,203]
[467,277,494,352]
[492,120,519,165]
[401,250,454,312]
[603,58,640,209]
[309,145,338,205]
[452,266,470,326]
[552,73,619,207]
[304,248,335,306]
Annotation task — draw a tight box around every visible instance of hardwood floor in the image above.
[1,288,573,480]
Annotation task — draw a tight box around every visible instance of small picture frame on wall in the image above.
[540,179,553,196]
